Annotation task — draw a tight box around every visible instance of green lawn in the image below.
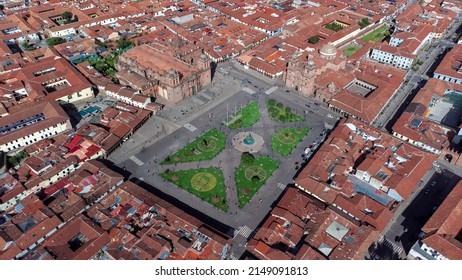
[267,99,304,122]
[162,129,226,164]
[361,25,390,43]
[88,55,118,77]
[343,45,361,57]
[226,100,261,129]
[325,22,345,32]
[160,168,228,211]
[271,128,309,157]
[235,156,279,208]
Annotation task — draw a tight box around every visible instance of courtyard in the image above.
[361,25,390,43]
[343,44,361,57]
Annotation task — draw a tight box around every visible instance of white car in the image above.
[327,114,334,119]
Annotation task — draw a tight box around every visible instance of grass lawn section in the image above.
[361,25,389,43]
[160,168,228,212]
[325,22,344,32]
[343,45,361,57]
[267,99,304,122]
[271,128,309,157]
[88,55,118,77]
[235,156,279,208]
[226,100,261,129]
[162,129,225,164]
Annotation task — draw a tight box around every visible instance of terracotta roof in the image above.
[43,214,110,260]
[296,118,436,228]
[15,215,61,250]
[423,181,462,237]
[0,99,70,147]
[434,44,462,81]
[329,61,406,123]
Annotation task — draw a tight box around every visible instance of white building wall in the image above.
[0,120,72,152]
[56,86,94,103]
[50,28,76,37]
[389,37,404,47]
[370,49,412,69]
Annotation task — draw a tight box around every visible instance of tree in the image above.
[21,41,34,51]
[325,22,343,32]
[164,156,171,164]
[268,99,276,106]
[251,176,260,185]
[308,35,320,44]
[241,152,255,165]
[383,29,391,38]
[62,11,73,22]
[117,37,132,50]
[94,38,107,48]
[46,37,66,46]
[358,18,370,29]
[268,106,277,115]
[366,241,403,260]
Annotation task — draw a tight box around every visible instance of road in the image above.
[369,160,461,259]
[371,13,462,130]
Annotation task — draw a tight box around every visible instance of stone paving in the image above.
[114,64,341,259]
[159,72,242,124]
[109,72,242,164]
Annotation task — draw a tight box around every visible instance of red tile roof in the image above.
[295,118,436,229]
[329,61,406,123]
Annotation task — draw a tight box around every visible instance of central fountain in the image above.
[243,133,255,145]
[232,131,264,154]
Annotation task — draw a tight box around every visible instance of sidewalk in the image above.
[108,115,180,164]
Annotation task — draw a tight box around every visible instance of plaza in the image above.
[116,62,339,257]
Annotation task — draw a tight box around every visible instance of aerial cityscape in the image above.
[0,0,461,261]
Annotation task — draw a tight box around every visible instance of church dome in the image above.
[319,43,337,57]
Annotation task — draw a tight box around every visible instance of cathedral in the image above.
[284,43,346,99]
